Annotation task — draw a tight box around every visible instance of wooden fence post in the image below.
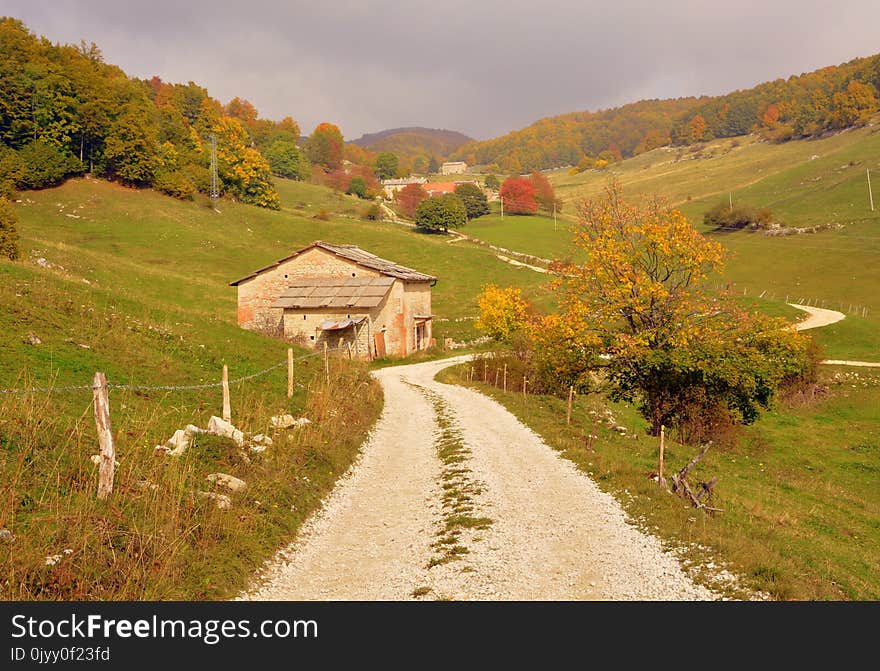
[93,372,115,500]
[658,424,666,487]
[222,364,231,422]
[324,341,330,386]
[287,348,294,398]
[522,377,528,401]
[503,364,507,392]
[495,369,500,387]
[567,386,574,425]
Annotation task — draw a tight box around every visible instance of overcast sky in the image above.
[5,1,880,140]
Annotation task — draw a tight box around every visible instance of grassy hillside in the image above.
[460,126,880,360]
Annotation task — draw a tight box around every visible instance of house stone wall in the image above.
[236,247,380,334]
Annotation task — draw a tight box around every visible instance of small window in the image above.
[310,335,314,340]
[284,274,288,279]
[303,315,307,320]
[351,272,356,277]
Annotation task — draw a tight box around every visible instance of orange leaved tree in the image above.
[553,182,809,436]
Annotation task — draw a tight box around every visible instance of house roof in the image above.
[229,241,437,286]
[424,182,458,195]
[271,276,395,310]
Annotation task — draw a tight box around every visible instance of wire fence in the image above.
[0,350,323,396]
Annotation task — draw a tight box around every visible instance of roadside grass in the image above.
[437,359,880,600]
[1,356,382,600]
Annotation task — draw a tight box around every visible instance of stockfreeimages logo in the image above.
[10,613,318,646]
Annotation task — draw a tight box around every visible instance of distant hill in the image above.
[350,127,473,164]
[454,53,880,172]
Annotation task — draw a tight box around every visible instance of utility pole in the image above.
[500,194,504,219]
[729,192,733,213]
[209,133,220,202]
[868,169,875,213]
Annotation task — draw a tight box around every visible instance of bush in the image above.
[0,196,20,261]
[16,141,83,189]
[314,209,330,221]
[360,203,382,220]
[153,170,196,200]
[414,194,466,233]
[703,201,775,230]
[347,176,367,198]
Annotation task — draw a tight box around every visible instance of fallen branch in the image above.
[669,442,723,514]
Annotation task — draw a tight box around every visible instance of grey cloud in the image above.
[4,1,880,139]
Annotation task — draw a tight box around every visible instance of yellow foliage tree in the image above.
[553,181,809,435]
[476,284,530,343]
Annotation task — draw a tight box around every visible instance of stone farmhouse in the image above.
[229,242,437,358]
[441,161,468,175]
[381,177,427,198]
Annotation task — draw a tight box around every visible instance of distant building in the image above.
[441,161,467,175]
[229,241,437,358]
[381,177,427,198]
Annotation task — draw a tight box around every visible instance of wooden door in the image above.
[374,331,387,358]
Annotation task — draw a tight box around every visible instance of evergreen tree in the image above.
[0,196,20,260]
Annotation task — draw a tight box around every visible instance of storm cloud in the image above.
[4,1,879,140]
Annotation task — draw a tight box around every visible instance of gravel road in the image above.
[239,356,715,601]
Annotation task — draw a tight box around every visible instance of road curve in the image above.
[239,356,714,601]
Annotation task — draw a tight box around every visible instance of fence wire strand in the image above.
[0,350,324,395]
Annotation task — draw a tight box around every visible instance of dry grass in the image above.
[0,358,382,600]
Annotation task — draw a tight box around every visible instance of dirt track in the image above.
[239,357,714,601]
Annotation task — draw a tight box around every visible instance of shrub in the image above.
[347,176,367,198]
[16,141,83,189]
[153,170,196,200]
[314,209,330,221]
[703,201,776,230]
[360,203,382,220]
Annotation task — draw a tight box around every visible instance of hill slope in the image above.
[463,123,880,359]
[455,53,880,171]
[350,127,473,163]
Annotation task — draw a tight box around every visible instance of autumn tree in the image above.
[529,171,561,214]
[454,182,490,219]
[0,196,19,260]
[553,182,809,437]
[499,177,537,214]
[307,122,344,171]
[476,284,530,343]
[264,139,310,180]
[375,151,399,180]
[396,182,428,218]
[102,105,161,185]
[414,193,466,233]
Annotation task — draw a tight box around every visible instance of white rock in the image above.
[270,414,296,429]
[206,416,245,446]
[184,424,205,436]
[0,529,14,543]
[25,332,42,346]
[165,429,191,456]
[206,472,247,492]
[197,491,232,509]
[252,433,273,446]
